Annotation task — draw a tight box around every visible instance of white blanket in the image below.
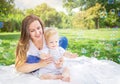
[0,56,120,84]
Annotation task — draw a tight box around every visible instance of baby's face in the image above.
[47,34,59,49]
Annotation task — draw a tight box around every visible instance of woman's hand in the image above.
[64,51,78,58]
[54,57,63,69]
[70,53,78,58]
[39,54,53,68]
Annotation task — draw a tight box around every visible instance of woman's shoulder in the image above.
[27,40,40,56]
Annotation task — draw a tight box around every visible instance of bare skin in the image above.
[62,67,70,82]
[40,74,63,80]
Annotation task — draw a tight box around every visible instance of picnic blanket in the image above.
[0,56,120,84]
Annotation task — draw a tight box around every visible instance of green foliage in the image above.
[25,3,62,27]
[68,39,120,63]
[0,13,24,32]
[0,0,14,21]
[104,13,119,27]
[72,3,101,29]
[63,0,120,29]
[0,32,20,65]
[59,28,120,64]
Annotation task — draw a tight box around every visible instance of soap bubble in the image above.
[94,50,100,57]
[104,43,113,51]
[81,48,87,54]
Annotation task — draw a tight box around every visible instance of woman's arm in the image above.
[63,51,78,58]
[16,57,53,73]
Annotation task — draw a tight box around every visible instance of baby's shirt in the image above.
[38,47,66,75]
[39,47,65,60]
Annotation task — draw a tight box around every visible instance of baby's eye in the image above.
[50,42,53,43]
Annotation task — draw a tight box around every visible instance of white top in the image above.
[27,39,47,57]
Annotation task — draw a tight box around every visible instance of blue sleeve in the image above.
[26,55,41,72]
[59,36,68,50]
[26,55,40,63]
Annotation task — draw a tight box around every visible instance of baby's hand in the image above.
[55,58,63,68]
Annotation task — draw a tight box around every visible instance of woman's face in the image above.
[29,20,43,41]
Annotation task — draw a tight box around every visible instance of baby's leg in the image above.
[40,73,62,80]
[62,67,70,82]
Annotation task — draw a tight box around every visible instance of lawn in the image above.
[0,28,120,65]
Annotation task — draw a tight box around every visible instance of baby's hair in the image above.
[44,28,58,41]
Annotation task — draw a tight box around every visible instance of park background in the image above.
[0,0,120,65]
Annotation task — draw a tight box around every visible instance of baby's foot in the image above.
[40,74,52,80]
[62,76,70,82]
[62,72,70,82]
[40,74,62,80]
[54,74,63,79]
[62,67,70,82]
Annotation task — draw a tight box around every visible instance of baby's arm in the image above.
[63,51,78,58]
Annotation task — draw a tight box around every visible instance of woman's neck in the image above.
[32,38,43,50]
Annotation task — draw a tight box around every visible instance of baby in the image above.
[38,28,77,82]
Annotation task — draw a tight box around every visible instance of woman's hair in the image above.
[15,14,44,68]
[44,28,58,42]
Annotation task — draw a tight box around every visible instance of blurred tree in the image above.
[63,0,120,28]
[0,0,14,21]
[72,3,101,29]
[26,3,62,28]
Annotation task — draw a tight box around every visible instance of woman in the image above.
[15,14,54,73]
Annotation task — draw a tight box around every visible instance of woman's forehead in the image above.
[29,20,41,29]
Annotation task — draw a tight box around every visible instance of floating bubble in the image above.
[3,53,10,60]
[109,58,113,61]
[116,48,120,53]
[108,0,114,4]
[110,37,115,40]
[118,55,120,62]
[0,63,5,66]
[10,41,17,49]
[117,41,120,46]
[81,48,87,54]
[77,30,84,39]
[104,43,113,51]
[110,33,115,37]
[0,47,4,53]
[100,56,108,60]
[100,11,107,18]
[99,38,106,44]
[94,50,100,57]
[0,39,2,45]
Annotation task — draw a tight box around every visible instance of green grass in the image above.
[0,28,120,65]
[59,28,120,40]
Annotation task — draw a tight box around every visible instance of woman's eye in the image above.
[37,27,41,30]
[30,30,34,32]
